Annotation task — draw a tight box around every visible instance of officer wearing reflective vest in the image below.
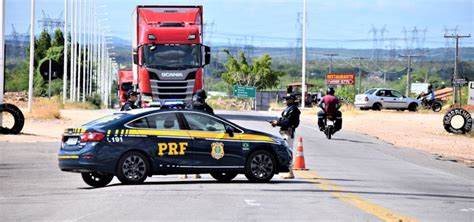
[270,93,301,179]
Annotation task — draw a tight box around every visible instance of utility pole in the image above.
[301,0,307,108]
[399,54,422,97]
[323,53,338,74]
[27,0,36,112]
[63,0,68,102]
[76,0,82,102]
[70,0,76,101]
[1,0,5,125]
[352,57,367,93]
[444,34,471,104]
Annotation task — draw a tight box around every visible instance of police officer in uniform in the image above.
[270,93,301,179]
[181,89,214,179]
[186,89,214,114]
[120,90,139,111]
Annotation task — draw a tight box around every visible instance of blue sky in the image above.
[5,0,474,48]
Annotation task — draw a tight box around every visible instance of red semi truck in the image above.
[131,6,211,107]
[118,69,133,106]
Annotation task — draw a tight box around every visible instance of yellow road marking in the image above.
[294,170,416,222]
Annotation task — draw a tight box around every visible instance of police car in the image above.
[58,108,293,187]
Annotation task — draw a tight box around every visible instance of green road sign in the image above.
[233,85,256,98]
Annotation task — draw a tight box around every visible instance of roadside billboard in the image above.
[325,73,355,85]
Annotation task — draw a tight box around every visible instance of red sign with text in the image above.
[325,73,355,85]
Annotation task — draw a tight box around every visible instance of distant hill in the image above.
[5,35,473,68]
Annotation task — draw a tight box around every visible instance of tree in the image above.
[221,50,285,90]
[35,29,52,65]
[52,29,64,47]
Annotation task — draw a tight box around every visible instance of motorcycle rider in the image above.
[317,87,342,133]
[420,84,435,106]
[270,93,301,179]
[120,90,139,111]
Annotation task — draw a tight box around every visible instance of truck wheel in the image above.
[116,151,149,185]
[408,103,418,112]
[0,103,25,134]
[245,150,276,183]
[211,172,238,182]
[372,103,382,111]
[81,172,114,188]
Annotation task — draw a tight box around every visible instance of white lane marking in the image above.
[244,199,261,206]
[459,208,474,212]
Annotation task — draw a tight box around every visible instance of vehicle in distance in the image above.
[354,88,421,111]
[58,109,292,187]
[118,69,133,106]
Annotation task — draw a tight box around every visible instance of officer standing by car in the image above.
[181,89,214,179]
[120,90,139,111]
[186,89,214,114]
[270,93,301,179]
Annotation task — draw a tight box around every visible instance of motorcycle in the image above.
[416,94,442,112]
[323,114,337,139]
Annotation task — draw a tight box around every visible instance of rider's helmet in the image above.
[428,84,433,90]
[326,87,335,95]
[195,89,207,101]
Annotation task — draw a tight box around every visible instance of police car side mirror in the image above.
[225,125,234,137]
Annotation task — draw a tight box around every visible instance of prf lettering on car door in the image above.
[158,142,188,156]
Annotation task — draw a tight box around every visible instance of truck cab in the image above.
[132,6,210,107]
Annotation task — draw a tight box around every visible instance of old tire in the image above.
[245,150,276,183]
[116,151,149,185]
[0,103,25,134]
[372,103,382,111]
[81,172,114,188]
[408,103,418,112]
[443,108,472,134]
[211,172,238,182]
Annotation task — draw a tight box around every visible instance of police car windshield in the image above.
[83,114,126,127]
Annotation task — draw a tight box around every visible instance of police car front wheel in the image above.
[81,172,114,188]
[116,151,150,185]
[245,150,276,183]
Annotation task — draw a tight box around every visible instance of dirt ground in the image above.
[305,109,474,166]
[1,107,473,167]
[0,109,115,143]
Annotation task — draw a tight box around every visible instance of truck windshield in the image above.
[143,44,201,69]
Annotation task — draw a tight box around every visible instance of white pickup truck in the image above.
[354,88,420,111]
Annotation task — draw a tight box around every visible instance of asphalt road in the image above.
[1,110,473,221]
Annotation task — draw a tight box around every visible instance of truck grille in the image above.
[150,79,194,101]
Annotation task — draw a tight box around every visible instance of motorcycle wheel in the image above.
[431,102,442,112]
[325,127,332,139]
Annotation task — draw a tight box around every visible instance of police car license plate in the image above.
[66,137,79,145]
[327,120,335,126]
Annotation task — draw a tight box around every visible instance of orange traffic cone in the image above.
[293,137,308,170]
